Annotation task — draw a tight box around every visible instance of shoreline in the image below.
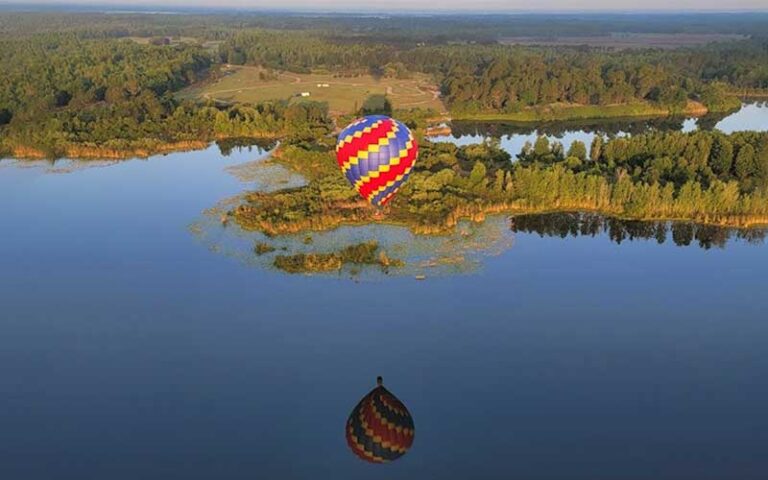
[447,101,713,123]
[1,135,279,161]
[3,100,751,160]
[728,91,768,99]
[234,197,768,239]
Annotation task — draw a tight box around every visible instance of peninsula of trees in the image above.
[231,129,768,240]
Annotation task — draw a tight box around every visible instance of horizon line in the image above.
[2,3,768,15]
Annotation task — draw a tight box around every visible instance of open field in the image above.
[125,36,199,45]
[499,33,748,49]
[125,36,222,52]
[180,65,446,115]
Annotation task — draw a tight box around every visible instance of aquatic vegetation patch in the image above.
[272,241,401,274]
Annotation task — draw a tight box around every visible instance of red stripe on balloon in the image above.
[336,119,396,167]
[356,139,417,200]
[362,399,407,452]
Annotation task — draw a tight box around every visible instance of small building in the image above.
[300,92,311,97]
[317,83,330,88]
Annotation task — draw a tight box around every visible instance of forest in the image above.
[0,33,333,157]
[218,30,764,114]
[3,11,768,40]
[1,10,767,236]
[2,11,768,157]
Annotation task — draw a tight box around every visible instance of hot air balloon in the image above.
[336,115,418,207]
[345,376,415,463]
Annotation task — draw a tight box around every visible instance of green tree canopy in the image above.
[359,94,393,116]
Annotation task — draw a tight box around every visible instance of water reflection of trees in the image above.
[216,137,277,156]
[510,213,766,250]
[449,112,731,139]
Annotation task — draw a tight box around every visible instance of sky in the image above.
[5,0,768,12]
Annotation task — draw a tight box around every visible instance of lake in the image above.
[2,103,768,479]
[432,100,768,158]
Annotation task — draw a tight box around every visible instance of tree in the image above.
[0,108,11,125]
[567,140,587,161]
[755,137,768,186]
[709,136,734,178]
[227,49,246,65]
[590,135,603,161]
[54,90,72,107]
[468,162,488,192]
[359,94,392,116]
[735,144,757,182]
[533,136,550,156]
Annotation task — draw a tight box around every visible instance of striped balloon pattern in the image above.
[345,378,415,463]
[335,115,418,207]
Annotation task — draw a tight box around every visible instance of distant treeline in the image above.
[218,31,766,114]
[2,12,768,157]
[0,33,332,157]
[0,34,210,122]
[423,44,763,113]
[1,94,331,158]
[3,12,768,41]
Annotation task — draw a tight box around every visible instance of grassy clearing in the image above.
[180,65,445,115]
[125,36,199,45]
[124,37,222,54]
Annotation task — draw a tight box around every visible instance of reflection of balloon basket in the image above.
[346,376,415,463]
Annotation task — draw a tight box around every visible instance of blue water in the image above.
[2,105,768,479]
[433,101,768,156]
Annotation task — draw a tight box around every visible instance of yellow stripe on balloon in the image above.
[366,164,415,204]
[348,427,385,462]
[335,120,385,152]
[352,139,413,189]
[340,123,400,174]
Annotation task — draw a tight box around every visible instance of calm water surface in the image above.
[434,101,768,156]
[2,104,768,479]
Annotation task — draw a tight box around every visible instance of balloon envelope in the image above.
[345,377,415,463]
[335,115,418,207]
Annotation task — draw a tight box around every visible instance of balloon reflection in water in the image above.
[346,376,415,463]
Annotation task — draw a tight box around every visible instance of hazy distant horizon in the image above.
[2,1,768,13]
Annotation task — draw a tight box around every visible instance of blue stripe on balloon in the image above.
[352,121,410,182]
[347,398,405,461]
[346,165,358,185]
[337,116,416,207]
[339,119,370,139]
[392,121,412,147]
[370,170,411,206]
[339,115,390,140]
[370,389,414,428]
